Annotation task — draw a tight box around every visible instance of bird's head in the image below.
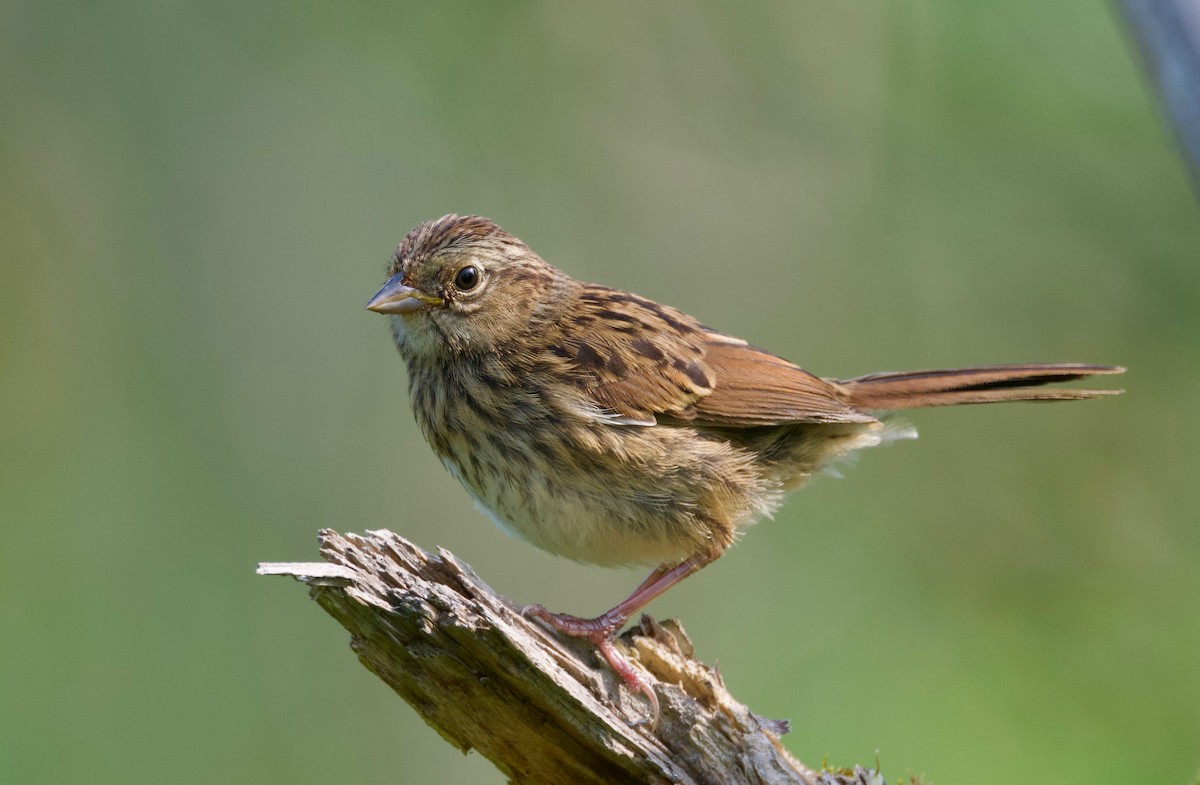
[367,215,573,359]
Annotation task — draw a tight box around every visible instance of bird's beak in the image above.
[365,274,443,314]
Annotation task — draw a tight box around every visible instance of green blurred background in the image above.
[2,2,1197,783]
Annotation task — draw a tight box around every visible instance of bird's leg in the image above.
[522,550,719,727]
[523,554,712,636]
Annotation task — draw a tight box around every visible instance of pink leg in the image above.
[522,550,718,727]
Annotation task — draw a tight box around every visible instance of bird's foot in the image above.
[521,604,624,639]
[522,604,660,728]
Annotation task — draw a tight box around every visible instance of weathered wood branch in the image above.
[258,529,887,785]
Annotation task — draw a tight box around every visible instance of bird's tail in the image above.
[838,363,1125,411]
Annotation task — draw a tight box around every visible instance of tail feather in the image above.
[839,363,1124,411]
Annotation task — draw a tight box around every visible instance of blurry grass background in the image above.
[2,2,1197,783]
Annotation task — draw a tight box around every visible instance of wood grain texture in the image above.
[259,529,891,785]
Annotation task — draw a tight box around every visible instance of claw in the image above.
[517,553,716,731]
[522,606,658,728]
[596,637,660,729]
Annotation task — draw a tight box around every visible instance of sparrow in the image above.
[366,214,1124,726]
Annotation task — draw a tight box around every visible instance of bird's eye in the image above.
[454,266,480,291]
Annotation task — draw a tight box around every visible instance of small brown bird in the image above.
[367,214,1123,725]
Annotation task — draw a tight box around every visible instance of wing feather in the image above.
[553,286,875,427]
[692,340,875,425]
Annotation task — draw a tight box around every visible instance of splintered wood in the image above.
[259,529,885,785]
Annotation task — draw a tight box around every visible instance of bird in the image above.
[366,213,1124,726]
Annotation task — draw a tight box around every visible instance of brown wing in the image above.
[554,286,874,427]
[692,339,876,425]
